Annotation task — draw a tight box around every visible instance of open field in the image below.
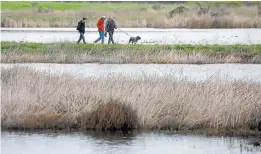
[1,42,261,64]
[1,67,261,134]
[1,2,261,28]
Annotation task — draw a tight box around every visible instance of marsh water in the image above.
[1,63,261,83]
[1,131,261,154]
[1,28,261,154]
[1,28,261,44]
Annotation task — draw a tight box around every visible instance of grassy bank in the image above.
[1,42,261,64]
[1,2,261,28]
[1,67,261,134]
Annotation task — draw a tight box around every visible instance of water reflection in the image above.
[1,131,260,154]
[83,131,137,146]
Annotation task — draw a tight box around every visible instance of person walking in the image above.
[76,17,86,44]
[105,16,117,44]
[94,16,106,44]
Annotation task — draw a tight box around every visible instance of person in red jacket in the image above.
[94,16,106,44]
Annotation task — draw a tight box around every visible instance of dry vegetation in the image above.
[1,2,261,28]
[2,42,261,64]
[2,10,261,28]
[1,67,261,133]
[3,51,260,64]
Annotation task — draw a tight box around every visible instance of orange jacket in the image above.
[97,19,104,32]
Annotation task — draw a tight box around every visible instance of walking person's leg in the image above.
[77,32,83,43]
[82,33,86,44]
[108,32,112,44]
[108,37,111,44]
[94,31,102,43]
[100,32,104,44]
[111,31,114,44]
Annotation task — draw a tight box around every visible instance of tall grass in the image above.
[1,42,261,64]
[1,67,261,133]
[1,2,261,28]
[2,11,261,28]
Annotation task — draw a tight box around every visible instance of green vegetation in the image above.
[1,42,261,64]
[1,2,166,11]
[2,42,261,54]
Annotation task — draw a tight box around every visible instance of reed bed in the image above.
[1,67,261,133]
[2,42,261,64]
[1,2,261,28]
[2,11,261,28]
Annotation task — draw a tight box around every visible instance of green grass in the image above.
[1,2,169,11]
[1,42,261,54]
[2,42,261,64]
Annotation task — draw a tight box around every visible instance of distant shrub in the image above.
[197,2,210,16]
[31,3,53,13]
[152,4,163,10]
[169,6,189,18]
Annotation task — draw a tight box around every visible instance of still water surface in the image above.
[1,131,261,154]
[1,28,260,44]
[1,63,261,83]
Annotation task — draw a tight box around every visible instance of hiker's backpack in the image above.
[76,21,81,30]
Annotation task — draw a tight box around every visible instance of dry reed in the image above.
[2,6,261,28]
[1,67,261,132]
[2,49,261,64]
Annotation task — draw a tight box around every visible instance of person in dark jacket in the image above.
[77,17,86,44]
[105,17,117,44]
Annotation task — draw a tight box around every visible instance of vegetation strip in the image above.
[1,42,261,64]
[2,2,261,28]
[1,67,261,135]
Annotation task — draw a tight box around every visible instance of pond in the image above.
[1,131,261,154]
[1,28,260,44]
[1,63,261,83]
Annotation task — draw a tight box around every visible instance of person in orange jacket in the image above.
[94,16,106,44]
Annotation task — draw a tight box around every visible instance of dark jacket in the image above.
[77,20,85,33]
[105,19,117,32]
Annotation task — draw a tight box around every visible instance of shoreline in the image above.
[2,128,261,138]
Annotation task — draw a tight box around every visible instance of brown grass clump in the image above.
[1,67,261,133]
[78,99,138,131]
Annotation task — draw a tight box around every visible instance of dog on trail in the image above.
[128,36,141,45]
